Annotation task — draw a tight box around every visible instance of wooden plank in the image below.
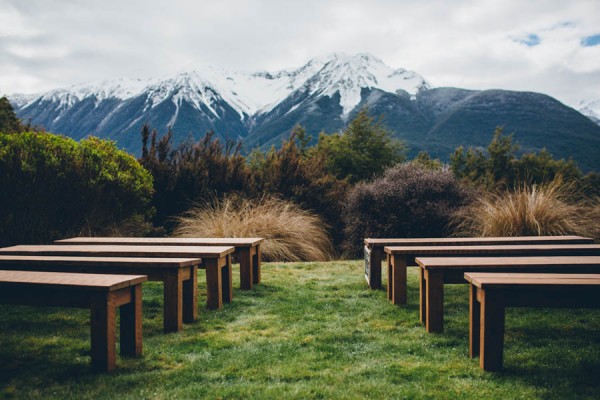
[416,256,600,268]
[0,255,201,268]
[0,244,235,258]
[385,244,600,255]
[466,273,600,288]
[0,270,146,291]
[57,236,264,247]
[366,236,593,246]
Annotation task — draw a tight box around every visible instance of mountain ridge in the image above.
[9,53,600,171]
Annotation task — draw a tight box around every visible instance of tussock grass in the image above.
[174,195,334,261]
[452,179,599,238]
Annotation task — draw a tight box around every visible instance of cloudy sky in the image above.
[1,0,599,107]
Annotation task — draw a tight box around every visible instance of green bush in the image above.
[450,127,584,189]
[0,132,154,245]
[313,108,406,183]
[343,162,471,256]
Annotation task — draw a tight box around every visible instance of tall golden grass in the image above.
[173,195,334,261]
[452,179,600,239]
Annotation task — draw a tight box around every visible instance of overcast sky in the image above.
[1,0,599,107]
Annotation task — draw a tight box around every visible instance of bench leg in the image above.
[239,248,253,290]
[419,267,426,324]
[205,258,223,310]
[469,284,480,358]
[90,293,116,372]
[222,254,233,304]
[469,285,481,358]
[163,270,183,333]
[479,288,506,371]
[370,247,383,290]
[388,255,408,305]
[425,269,444,333]
[120,285,143,357]
[182,265,198,323]
[253,245,261,285]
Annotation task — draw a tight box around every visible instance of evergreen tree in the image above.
[0,96,22,133]
[313,108,406,183]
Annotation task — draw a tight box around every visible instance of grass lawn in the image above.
[1,261,599,399]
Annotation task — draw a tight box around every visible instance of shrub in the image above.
[313,108,406,183]
[248,126,349,249]
[140,126,250,230]
[0,132,154,245]
[343,162,471,256]
[173,195,334,262]
[451,179,598,238]
[450,127,584,189]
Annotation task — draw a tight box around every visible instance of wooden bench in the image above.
[56,237,264,290]
[0,245,235,310]
[0,270,146,372]
[416,256,600,333]
[364,236,593,289]
[0,255,201,333]
[384,244,600,305]
[465,272,600,371]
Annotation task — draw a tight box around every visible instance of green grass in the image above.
[1,261,599,399]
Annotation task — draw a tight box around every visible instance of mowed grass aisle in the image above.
[1,261,599,399]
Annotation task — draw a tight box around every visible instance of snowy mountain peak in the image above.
[9,53,430,123]
[303,52,430,116]
[41,77,157,107]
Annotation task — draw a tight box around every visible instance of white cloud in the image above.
[0,0,599,107]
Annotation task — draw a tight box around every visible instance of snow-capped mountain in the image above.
[579,99,600,125]
[11,52,430,151]
[14,52,427,120]
[9,53,600,171]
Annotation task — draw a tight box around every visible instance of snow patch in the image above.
[579,99,600,124]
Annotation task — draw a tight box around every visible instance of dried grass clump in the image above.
[582,200,600,240]
[173,195,334,262]
[452,179,598,238]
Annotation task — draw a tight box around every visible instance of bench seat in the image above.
[56,237,264,290]
[0,270,147,372]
